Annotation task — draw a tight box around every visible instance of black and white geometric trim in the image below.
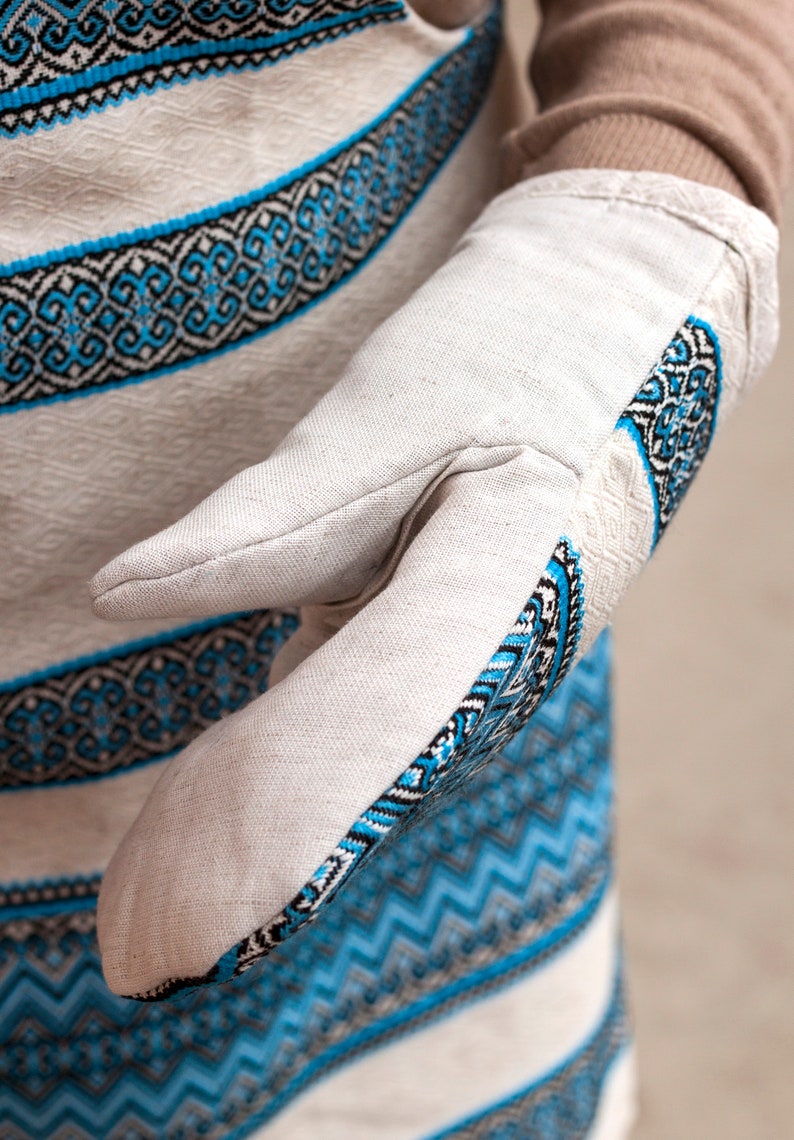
[0,872,101,912]
[619,315,722,546]
[133,536,584,1000]
[0,874,101,945]
[0,8,500,411]
[0,1,406,136]
[0,609,296,789]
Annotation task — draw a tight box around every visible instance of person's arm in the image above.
[507,0,794,221]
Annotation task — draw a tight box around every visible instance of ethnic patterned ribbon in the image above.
[0,0,407,135]
[0,610,297,789]
[618,316,722,545]
[0,9,501,411]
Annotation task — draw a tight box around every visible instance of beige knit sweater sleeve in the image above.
[509,0,794,222]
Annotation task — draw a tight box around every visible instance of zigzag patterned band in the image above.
[0,0,406,136]
[0,9,501,411]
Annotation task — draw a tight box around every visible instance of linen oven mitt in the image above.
[91,170,778,1001]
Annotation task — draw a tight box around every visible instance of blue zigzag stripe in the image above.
[0,0,406,137]
[0,8,500,412]
[0,634,613,1138]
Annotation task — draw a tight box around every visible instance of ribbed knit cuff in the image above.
[504,114,751,208]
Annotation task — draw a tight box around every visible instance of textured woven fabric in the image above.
[91,169,778,1001]
[2,1,784,1136]
[0,3,622,1134]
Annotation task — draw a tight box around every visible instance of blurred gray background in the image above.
[503,3,794,1135]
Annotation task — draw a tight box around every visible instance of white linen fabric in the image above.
[92,169,778,998]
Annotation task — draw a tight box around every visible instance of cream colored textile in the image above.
[93,170,778,997]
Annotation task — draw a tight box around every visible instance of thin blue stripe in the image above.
[424,951,624,1140]
[0,5,405,116]
[0,893,97,922]
[0,611,251,693]
[0,871,100,919]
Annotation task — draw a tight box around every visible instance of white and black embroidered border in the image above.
[0,872,101,912]
[133,537,583,1001]
[619,315,721,545]
[0,610,296,789]
[0,0,405,136]
[0,9,500,411]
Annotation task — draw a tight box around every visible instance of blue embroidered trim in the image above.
[137,535,585,1000]
[618,315,722,548]
[0,1,406,136]
[0,635,613,1137]
[0,9,500,412]
[0,609,297,789]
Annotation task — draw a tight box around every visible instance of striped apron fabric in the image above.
[0,2,635,1135]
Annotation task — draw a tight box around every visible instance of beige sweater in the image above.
[417,0,794,221]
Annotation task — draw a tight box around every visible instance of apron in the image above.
[0,3,633,1135]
